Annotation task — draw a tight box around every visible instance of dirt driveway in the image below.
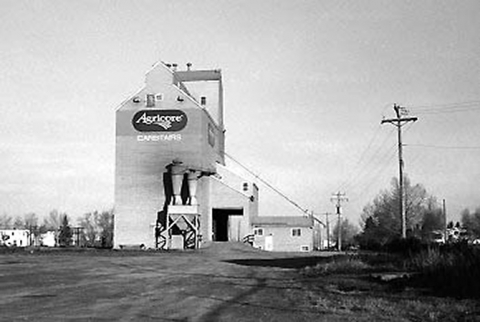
[0,243,338,322]
[2,243,478,321]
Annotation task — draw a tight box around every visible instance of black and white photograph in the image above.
[1,1,480,321]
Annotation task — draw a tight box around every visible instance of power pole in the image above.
[443,199,447,243]
[381,104,417,238]
[331,192,348,251]
[72,227,84,247]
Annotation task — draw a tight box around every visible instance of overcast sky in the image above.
[1,0,479,226]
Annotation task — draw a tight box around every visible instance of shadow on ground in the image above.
[225,256,336,269]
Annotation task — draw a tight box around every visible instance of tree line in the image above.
[0,209,114,248]
[348,176,480,249]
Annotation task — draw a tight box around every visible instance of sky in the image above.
[1,0,479,227]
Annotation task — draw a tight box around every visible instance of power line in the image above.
[337,127,395,192]
[335,103,416,200]
[405,144,480,150]
[334,104,394,193]
[335,124,385,192]
[336,144,397,211]
[224,152,314,219]
[409,101,480,114]
[342,144,396,197]
[350,146,398,201]
[341,138,397,193]
[414,107,480,115]
[409,100,480,110]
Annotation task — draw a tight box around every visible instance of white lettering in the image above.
[136,112,184,130]
[137,134,182,142]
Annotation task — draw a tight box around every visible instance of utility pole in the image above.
[331,192,348,251]
[443,199,447,243]
[72,227,84,247]
[381,104,417,239]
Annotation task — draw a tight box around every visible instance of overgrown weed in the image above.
[306,244,480,299]
[407,243,480,298]
[303,254,373,276]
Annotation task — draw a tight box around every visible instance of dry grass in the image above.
[407,244,480,298]
[300,250,480,321]
[1,245,479,321]
[303,255,372,276]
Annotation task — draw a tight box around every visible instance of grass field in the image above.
[0,243,479,321]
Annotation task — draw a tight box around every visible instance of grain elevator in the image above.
[114,61,258,249]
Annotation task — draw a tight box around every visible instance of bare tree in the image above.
[332,218,359,249]
[78,209,114,248]
[13,216,24,229]
[23,213,39,228]
[43,209,65,231]
[78,212,98,247]
[461,208,480,239]
[0,213,13,229]
[96,210,114,248]
[359,177,441,246]
[23,213,40,245]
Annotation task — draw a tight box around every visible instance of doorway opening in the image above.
[212,208,243,242]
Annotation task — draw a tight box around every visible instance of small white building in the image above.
[0,229,30,247]
[252,216,314,252]
[41,231,57,247]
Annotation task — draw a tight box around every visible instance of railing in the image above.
[242,234,254,245]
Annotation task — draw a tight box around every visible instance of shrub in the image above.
[357,235,429,254]
[385,236,427,254]
[304,255,372,276]
[408,243,480,298]
[356,235,383,251]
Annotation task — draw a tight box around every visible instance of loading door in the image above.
[212,208,243,242]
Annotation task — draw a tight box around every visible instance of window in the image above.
[200,96,207,106]
[155,93,164,101]
[146,94,155,107]
[291,228,301,237]
[254,228,264,236]
[301,245,309,252]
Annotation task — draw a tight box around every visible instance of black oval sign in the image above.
[132,110,188,132]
